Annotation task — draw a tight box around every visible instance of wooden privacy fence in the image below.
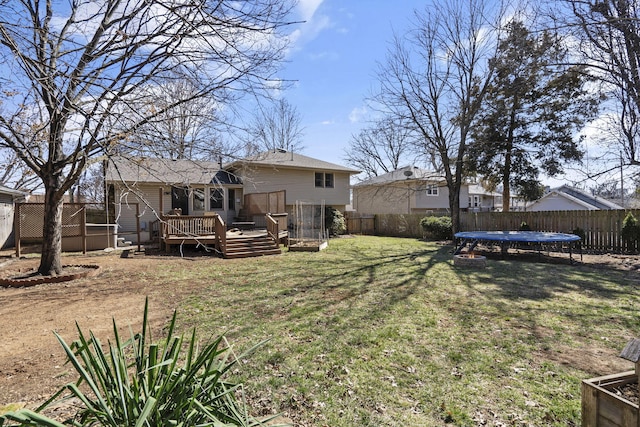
[345,212,375,235]
[347,209,640,253]
[346,213,433,238]
[460,209,640,253]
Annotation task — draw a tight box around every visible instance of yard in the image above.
[1,236,639,426]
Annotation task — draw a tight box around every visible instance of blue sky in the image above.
[278,1,624,190]
[278,0,424,169]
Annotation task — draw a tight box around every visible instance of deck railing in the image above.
[214,214,226,255]
[161,214,218,237]
[266,213,278,242]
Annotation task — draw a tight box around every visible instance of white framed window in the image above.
[315,172,334,188]
[209,188,223,210]
[425,184,438,196]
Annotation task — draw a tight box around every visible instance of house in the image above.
[105,156,242,241]
[527,185,623,211]
[105,151,359,242]
[467,183,500,212]
[352,166,470,215]
[0,185,29,249]
[224,149,360,215]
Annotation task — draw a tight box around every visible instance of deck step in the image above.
[223,235,281,258]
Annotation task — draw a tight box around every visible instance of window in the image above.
[193,188,205,211]
[426,184,438,196]
[315,172,334,188]
[209,188,223,210]
[325,173,334,188]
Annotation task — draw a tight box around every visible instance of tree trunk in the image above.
[449,179,462,235]
[38,182,64,276]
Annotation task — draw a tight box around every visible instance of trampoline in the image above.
[454,231,582,262]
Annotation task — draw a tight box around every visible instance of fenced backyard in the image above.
[1,236,638,426]
[346,209,640,253]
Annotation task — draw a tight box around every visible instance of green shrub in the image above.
[325,207,346,236]
[0,299,277,427]
[420,216,453,240]
[622,212,640,252]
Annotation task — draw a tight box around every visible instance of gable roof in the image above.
[226,149,360,174]
[353,166,444,187]
[467,183,500,197]
[530,184,623,210]
[105,156,241,186]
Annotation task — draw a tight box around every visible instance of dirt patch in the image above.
[0,249,202,410]
[0,246,639,418]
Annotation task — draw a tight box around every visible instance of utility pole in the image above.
[621,152,625,208]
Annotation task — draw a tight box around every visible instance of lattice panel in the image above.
[18,203,85,239]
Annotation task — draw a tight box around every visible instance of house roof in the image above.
[529,184,623,210]
[0,185,29,197]
[353,166,444,187]
[226,149,360,174]
[467,183,500,197]
[106,156,241,186]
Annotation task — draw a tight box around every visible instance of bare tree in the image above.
[0,148,40,190]
[372,0,503,233]
[554,0,640,173]
[345,117,417,179]
[117,78,229,161]
[0,0,295,275]
[245,98,305,153]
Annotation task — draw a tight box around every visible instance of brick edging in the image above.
[0,265,101,288]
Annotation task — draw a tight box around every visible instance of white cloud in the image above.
[349,106,368,123]
[286,1,331,55]
[308,51,339,61]
[321,120,334,125]
[298,0,324,22]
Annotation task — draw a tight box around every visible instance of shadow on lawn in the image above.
[260,241,451,329]
[448,248,640,353]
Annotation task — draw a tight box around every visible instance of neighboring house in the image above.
[106,151,359,242]
[0,185,29,249]
[467,183,500,212]
[527,185,623,211]
[352,166,470,215]
[225,149,360,214]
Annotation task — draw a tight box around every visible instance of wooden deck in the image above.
[160,214,288,258]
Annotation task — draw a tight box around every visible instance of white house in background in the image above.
[467,183,500,212]
[0,185,29,249]
[352,166,471,214]
[527,184,623,211]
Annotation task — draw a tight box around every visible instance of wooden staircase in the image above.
[223,235,282,259]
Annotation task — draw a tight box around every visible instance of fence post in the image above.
[14,202,21,258]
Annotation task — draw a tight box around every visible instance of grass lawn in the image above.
[162,235,639,426]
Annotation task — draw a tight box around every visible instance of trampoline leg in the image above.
[454,239,467,255]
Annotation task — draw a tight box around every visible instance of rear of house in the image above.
[106,157,243,243]
[226,149,360,224]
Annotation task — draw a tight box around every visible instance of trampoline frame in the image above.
[454,231,582,262]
